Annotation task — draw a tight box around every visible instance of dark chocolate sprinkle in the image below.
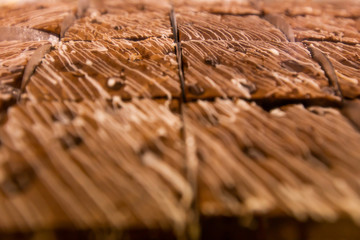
[59,134,83,149]
[91,19,102,24]
[1,162,35,196]
[106,77,125,90]
[187,84,204,96]
[204,56,219,66]
[243,146,266,161]
[51,109,76,122]
[113,26,123,30]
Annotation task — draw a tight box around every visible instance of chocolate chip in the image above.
[196,150,205,162]
[139,141,163,159]
[187,83,204,96]
[243,146,266,161]
[307,150,332,169]
[204,56,219,66]
[113,26,122,30]
[1,161,35,196]
[51,109,76,122]
[59,134,83,149]
[106,77,125,90]
[91,19,102,24]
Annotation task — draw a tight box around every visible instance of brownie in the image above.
[285,15,360,44]
[0,0,76,36]
[63,11,172,41]
[104,0,172,14]
[263,0,360,18]
[184,98,360,219]
[174,0,260,15]
[0,99,189,231]
[26,38,181,101]
[181,40,339,101]
[177,12,287,42]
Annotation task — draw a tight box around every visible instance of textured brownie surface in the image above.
[263,0,360,17]
[104,0,172,13]
[0,99,189,231]
[177,12,287,42]
[174,0,260,15]
[181,40,338,101]
[0,0,360,238]
[26,38,180,101]
[185,99,360,219]
[285,15,360,44]
[0,1,76,36]
[63,11,173,41]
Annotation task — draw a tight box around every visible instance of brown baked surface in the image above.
[63,11,173,41]
[0,1,76,35]
[177,12,286,42]
[0,0,360,239]
[26,38,180,101]
[181,40,337,101]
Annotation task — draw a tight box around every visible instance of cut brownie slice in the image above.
[263,0,360,18]
[104,0,172,14]
[0,0,76,36]
[0,41,51,88]
[177,12,287,42]
[304,41,360,99]
[285,15,360,44]
[181,40,338,101]
[26,38,180,101]
[0,99,190,232]
[184,99,360,220]
[174,0,260,15]
[63,11,172,41]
